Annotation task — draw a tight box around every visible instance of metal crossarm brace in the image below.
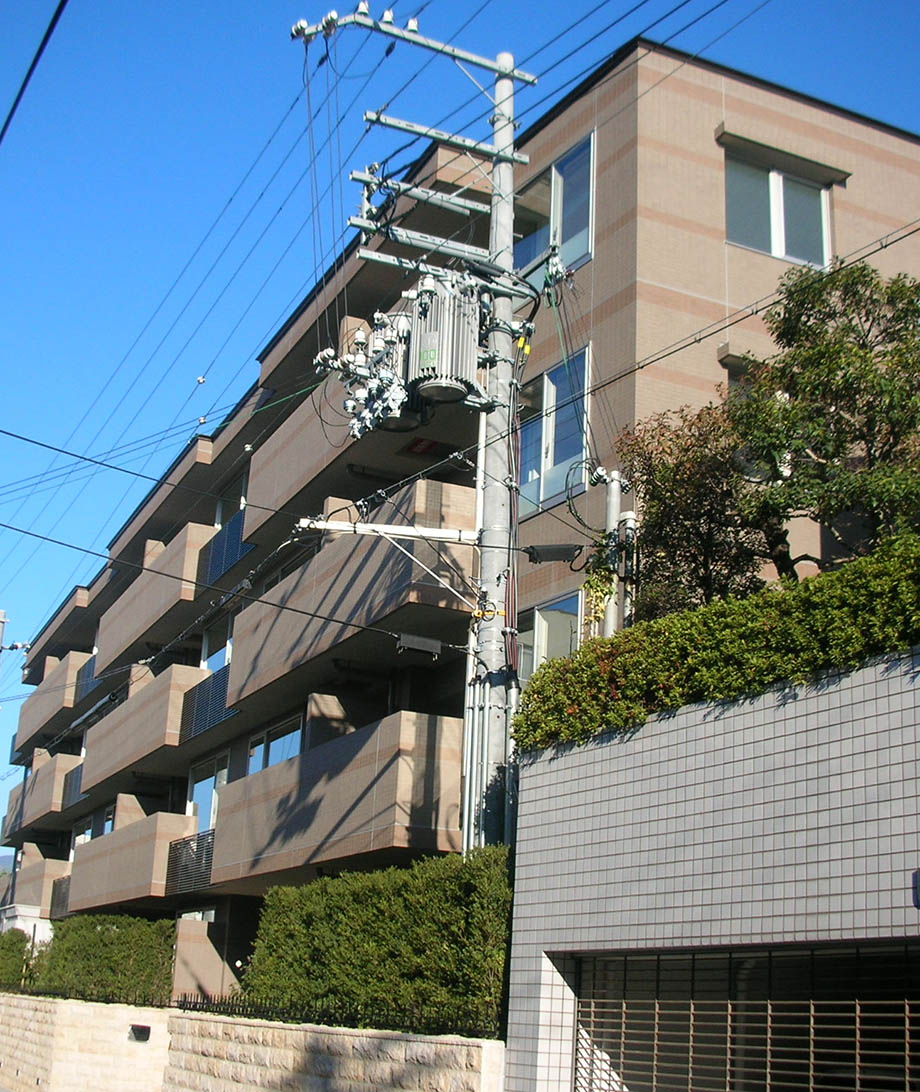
[348,217,491,263]
[297,517,479,545]
[364,111,529,165]
[350,170,492,217]
[291,11,537,85]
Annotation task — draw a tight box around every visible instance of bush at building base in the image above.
[34,914,174,1005]
[241,846,512,1037]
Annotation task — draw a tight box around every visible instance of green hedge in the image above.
[514,532,920,751]
[241,847,511,1035]
[0,928,30,989]
[34,914,174,1004]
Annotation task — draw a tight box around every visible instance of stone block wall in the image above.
[163,1010,505,1092]
[0,993,169,1092]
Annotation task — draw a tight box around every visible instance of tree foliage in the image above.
[34,914,175,1004]
[0,928,31,989]
[614,262,920,615]
[730,260,920,570]
[241,847,511,1036]
[516,531,920,752]
[617,403,764,619]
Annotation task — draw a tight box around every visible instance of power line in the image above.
[0,519,407,646]
[0,0,70,148]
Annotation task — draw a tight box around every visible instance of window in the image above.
[518,593,581,684]
[514,135,593,275]
[70,816,92,859]
[187,754,228,833]
[519,350,588,515]
[201,611,236,673]
[214,471,247,528]
[247,715,303,775]
[725,157,828,266]
[102,804,115,836]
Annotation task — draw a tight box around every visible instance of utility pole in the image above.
[478,55,516,844]
[291,8,535,850]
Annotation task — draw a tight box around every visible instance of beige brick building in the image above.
[3,38,919,995]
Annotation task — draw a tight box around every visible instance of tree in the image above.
[729,260,920,573]
[613,261,920,618]
[616,403,764,620]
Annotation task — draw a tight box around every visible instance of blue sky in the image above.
[0,0,918,827]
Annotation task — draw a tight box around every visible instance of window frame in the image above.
[514,133,595,277]
[247,713,304,776]
[518,347,590,516]
[517,591,583,685]
[187,752,229,833]
[725,155,831,267]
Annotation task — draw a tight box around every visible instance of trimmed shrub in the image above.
[514,532,920,751]
[241,846,512,1035]
[35,914,174,1004]
[0,928,30,989]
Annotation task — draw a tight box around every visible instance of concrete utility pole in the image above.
[291,8,535,849]
[478,56,517,844]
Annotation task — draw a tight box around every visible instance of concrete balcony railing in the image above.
[243,387,353,542]
[3,844,70,916]
[228,480,475,709]
[2,752,82,841]
[81,664,210,793]
[210,710,462,890]
[15,650,95,754]
[69,808,198,913]
[95,522,218,673]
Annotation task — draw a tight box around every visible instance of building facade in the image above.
[3,38,920,997]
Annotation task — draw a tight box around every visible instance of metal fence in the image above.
[198,509,253,586]
[49,875,70,919]
[61,765,84,810]
[178,665,236,745]
[165,828,214,895]
[176,992,502,1040]
[74,655,103,704]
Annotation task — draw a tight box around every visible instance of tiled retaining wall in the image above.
[163,1010,505,1092]
[0,993,169,1092]
[505,649,920,1092]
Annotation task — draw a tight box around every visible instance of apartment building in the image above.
[3,36,919,997]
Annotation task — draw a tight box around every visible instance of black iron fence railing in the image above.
[198,509,253,586]
[74,655,103,705]
[178,665,236,745]
[165,828,214,895]
[50,875,70,919]
[175,993,502,1040]
[61,765,84,810]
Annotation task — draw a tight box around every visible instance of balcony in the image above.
[95,522,218,673]
[15,650,94,754]
[209,710,461,892]
[228,480,475,712]
[81,663,211,792]
[74,653,104,704]
[165,829,214,895]
[68,809,197,912]
[3,844,70,916]
[2,752,82,842]
[243,387,352,542]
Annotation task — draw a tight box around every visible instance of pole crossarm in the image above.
[297,517,479,545]
[348,217,491,262]
[364,111,529,165]
[351,170,492,217]
[291,10,537,84]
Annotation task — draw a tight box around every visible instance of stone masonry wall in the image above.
[0,993,169,1092]
[163,1010,506,1092]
